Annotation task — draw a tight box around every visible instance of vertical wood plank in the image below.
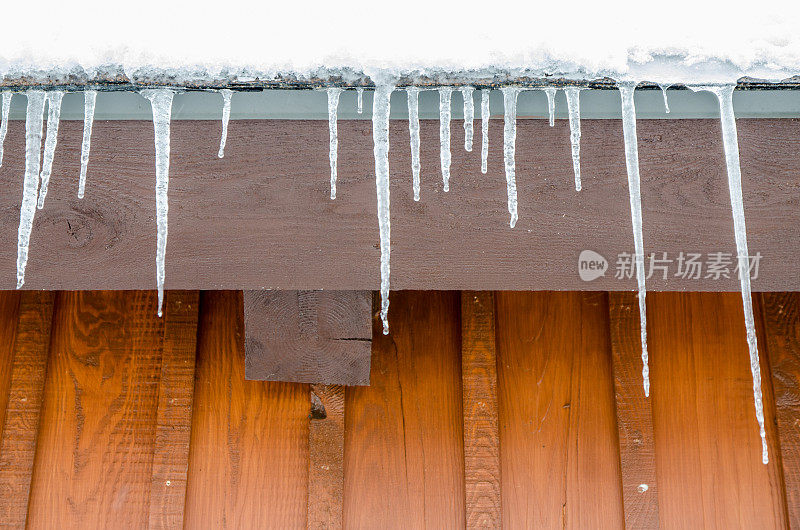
[648,292,787,529]
[495,291,624,529]
[184,291,309,529]
[0,291,22,442]
[343,291,465,529]
[148,290,200,530]
[0,292,55,528]
[308,384,344,530]
[760,292,800,528]
[460,291,501,529]
[26,291,165,529]
[608,291,660,528]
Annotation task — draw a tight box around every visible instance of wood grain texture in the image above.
[343,291,465,529]
[0,118,796,291]
[0,292,54,528]
[760,292,800,528]
[184,291,309,529]
[0,291,21,444]
[495,291,624,529]
[460,291,501,529]
[608,291,660,529]
[244,290,371,385]
[648,292,787,529]
[308,384,345,530]
[26,291,164,529]
[148,290,200,530]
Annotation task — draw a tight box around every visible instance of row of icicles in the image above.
[0,81,767,464]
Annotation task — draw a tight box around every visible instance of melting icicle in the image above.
[373,84,394,335]
[619,82,650,398]
[481,89,489,174]
[691,83,768,465]
[357,87,364,114]
[565,87,583,191]
[439,87,453,191]
[0,92,11,167]
[78,90,97,199]
[327,88,343,199]
[544,87,556,127]
[217,89,232,158]
[37,91,64,209]
[407,87,421,201]
[659,84,671,113]
[502,87,520,228]
[460,86,475,152]
[16,91,47,289]
[141,89,176,318]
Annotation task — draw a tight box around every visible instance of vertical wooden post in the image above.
[308,384,345,530]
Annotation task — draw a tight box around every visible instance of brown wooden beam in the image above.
[308,384,345,530]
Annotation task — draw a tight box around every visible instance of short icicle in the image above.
[407,87,421,201]
[502,87,520,228]
[565,87,583,191]
[78,90,97,199]
[439,87,453,191]
[217,89,233,158]
[141,89,176,318]
[691,83,768,465]
[544,87,556,126]
[0,92,12,167]
[618,82,650,398]
[357,87,364,114]
[460,86,475,151]
[373,84,394,334]
[37,91,65,209]
[481,89,489,174]
[16,91,47,289]
[659,84,671,113]
[327,88,343,199]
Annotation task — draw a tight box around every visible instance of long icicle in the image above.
[659,84,671,113]
[16,91,47,289]
[460,86,475,152]
[407,87,421,201]
[481,89,489,174]
[618,82,650,398]
[502,87,520,228]
[0,92,12,167]
[544,87,556,126]
[565,87,582,191]
[78,90,97,199]
[439,87,453,191]
[692,83,768,464]
[327,87,343,199]
[373,84,394,334]
[357,87,364,114]
[142,89,176,318]
[217,89,233,158]
[37,91,64,209]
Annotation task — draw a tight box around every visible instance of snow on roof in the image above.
[3,0,800,86]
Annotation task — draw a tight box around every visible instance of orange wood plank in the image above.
[0,291,22,442]
[460,291,501,529]
[183,291,309,529]
[495,291,624,529]
[26,291,164,529]
[648,292,787,529]
[308,384,345,530]
[343,291,465,529]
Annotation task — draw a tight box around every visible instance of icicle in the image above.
[407,87,421,201]
[544,87,556,127]
[691,83,768,465]
[565,87,583,191]
[327,88,343,199]
[0,92,11,168]
[373,84,394,335]
[78,90,97,199]
[37,91,64,209]
[217,89,232,158]
[141,89,176,318]
[357,87,364,114]
[502,87,520,228]
[481,89,489,174]
[16,91,46,289]
[618,82,650,398]
[438,87,453,191]
[460,86,475,152]
[659,84,671,113]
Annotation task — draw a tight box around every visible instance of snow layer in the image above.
[2,1,800,85]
